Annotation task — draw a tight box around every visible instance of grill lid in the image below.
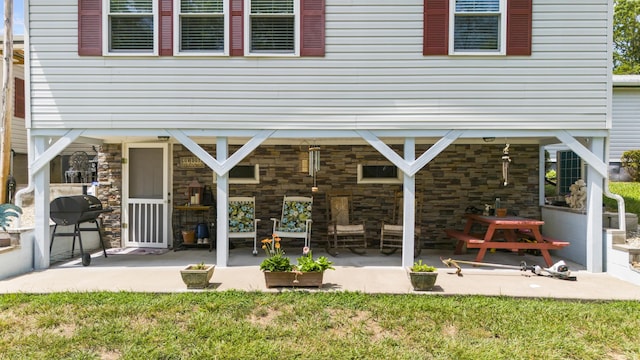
[50,195,110,225]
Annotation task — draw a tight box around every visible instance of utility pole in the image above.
[1,0,14,203]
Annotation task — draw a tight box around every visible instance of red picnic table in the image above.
[444,213,570,267]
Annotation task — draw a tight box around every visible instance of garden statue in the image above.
[566,179,587,210]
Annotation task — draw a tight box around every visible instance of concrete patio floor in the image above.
[2,246,640,300]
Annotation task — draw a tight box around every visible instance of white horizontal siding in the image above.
[610,87,640,162]
[28,0,611,131]
[7,66,27,154]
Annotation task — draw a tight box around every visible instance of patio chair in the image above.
[271,195,313,250]
[380,191,422,256]
[325,191,367,256]
[228,196,261,255]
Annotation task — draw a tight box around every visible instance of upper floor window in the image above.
[107,0,156,54]
[246,0,298,55]
[450,0,505,54]
[178,0,227,54]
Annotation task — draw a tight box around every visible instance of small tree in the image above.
[621,150,640,182]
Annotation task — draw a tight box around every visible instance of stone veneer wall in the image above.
[171,143,540,249]
[95,144,123,248]
[96,143,540,249]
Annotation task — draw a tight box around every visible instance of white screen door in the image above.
[123,143,170,248]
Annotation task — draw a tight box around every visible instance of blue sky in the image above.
[0,1,25,35]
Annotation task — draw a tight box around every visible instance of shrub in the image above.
[621,150,640,182]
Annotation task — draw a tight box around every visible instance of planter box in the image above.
[408,270,438,291]
[180,264,215,289]
[263,271,324,288]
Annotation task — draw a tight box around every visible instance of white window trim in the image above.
[448,0,506,56]
[173,0,229,56]
[244,0,300,57]
[103,0,159,56]
[213,164,261,184]
[357,164,403,184]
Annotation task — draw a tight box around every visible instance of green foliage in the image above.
[621,149,640,182]
[295,250,334,272]
[0,203,22,231]
[2,292,640,359]
[410,259,436,272]
[614,0,640,74]
[191,261,207,270]
[259,234,293,272]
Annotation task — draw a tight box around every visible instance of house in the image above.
[18,0,637,284]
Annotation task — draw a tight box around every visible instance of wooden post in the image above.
[1,0,14,203]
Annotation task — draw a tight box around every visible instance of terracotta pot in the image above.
[182,230,196,244]
[496,208,508,217]
[263,271,324,288]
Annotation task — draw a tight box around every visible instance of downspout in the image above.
[603,136,626,232]
[14,128,34,227]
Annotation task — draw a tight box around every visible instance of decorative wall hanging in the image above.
[502,143,511,186]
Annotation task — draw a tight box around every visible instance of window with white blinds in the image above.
[452,0,504,53]
[108,0,155,53]
[179,0,226,53]
[248,0,296,54]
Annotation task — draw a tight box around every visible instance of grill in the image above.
[49,195,113,266]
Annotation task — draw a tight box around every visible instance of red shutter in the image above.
[159,0,174,55]
[423,0,449,56]
[300,0,325,57]
[78,0,102,56]
[506,0,532,56]
[14,78,25,119]
[230,0,244,56]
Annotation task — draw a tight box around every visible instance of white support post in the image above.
[216,137,229,267]
[586,137,605,272]
[402,138,416,268]
[33,136,51,270]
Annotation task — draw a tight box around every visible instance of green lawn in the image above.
[1,292,639,359]
[606,182,640,218]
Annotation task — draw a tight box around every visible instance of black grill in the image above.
[49,195,113,266]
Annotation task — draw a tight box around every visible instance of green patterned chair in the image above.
[270,195,313,250]
[228,196,260,255]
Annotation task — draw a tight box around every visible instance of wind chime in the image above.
[309,145,321,192]
[502,143,511,187]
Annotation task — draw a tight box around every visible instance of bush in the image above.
[621,150,640,182]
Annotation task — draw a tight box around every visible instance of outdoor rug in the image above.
[106,248,169,255]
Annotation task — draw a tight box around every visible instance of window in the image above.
[357,164,403,184]
[451,0,505,54]
[106,0,156,54]
[557,151,584,195]
[178,0,227,54]
[423,0,531,56]
[246,0,297,55]
[14,78,25,119]
[213,164,260,184]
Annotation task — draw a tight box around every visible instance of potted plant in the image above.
[408,259,438,291]
[260,234,334,288]
[0,203,22,247]
[180,261,215,289]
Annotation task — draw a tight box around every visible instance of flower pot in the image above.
[180,264,215,289]
[263,271,324,288]
[182,230,196,244]
[408,270,438,291]
[496,208,508,217]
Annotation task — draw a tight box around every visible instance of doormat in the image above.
[106,248,169,255]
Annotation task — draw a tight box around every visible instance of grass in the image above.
[1,291,639,359]
[605,182,640,218]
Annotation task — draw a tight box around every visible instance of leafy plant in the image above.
[191,262,207,270]
[259,237,334,273]
[0,203,22,231]
[259,234,293,272]
[410,259,436,272]
[296,248,334,272]
[621,150,640,182]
